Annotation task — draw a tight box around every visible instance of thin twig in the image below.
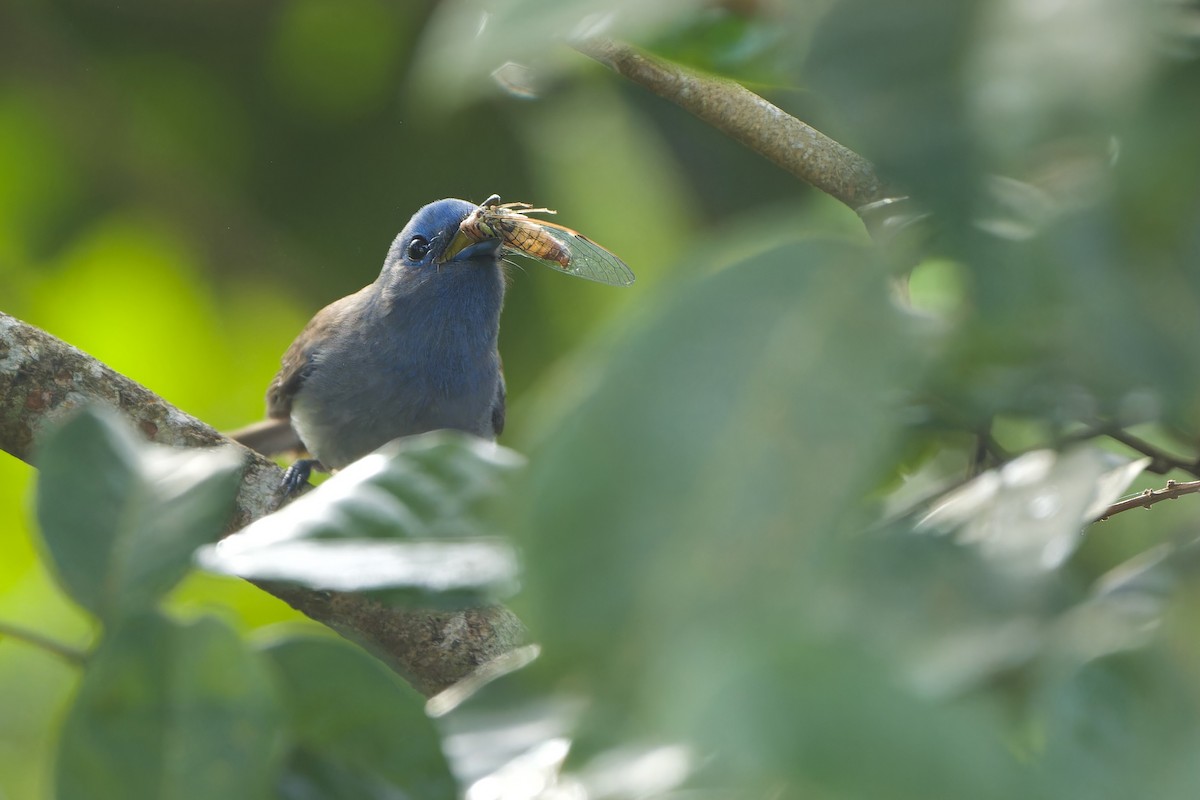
[1096,479,1200,521]
[1062,419,1200,478]
[574,37,887,210]
[0,619,87,666]
[1100,427,1200,478]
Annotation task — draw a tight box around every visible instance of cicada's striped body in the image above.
[449,195,635,287]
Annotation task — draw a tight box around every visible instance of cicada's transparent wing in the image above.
[509,220,636,287]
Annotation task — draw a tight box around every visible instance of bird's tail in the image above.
[226,418,305,458]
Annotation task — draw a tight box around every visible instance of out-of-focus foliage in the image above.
[3,0,1200,798]
[31,409,465,799]
[36,408,244,623]
[56,612,282,800]
[199,431,524,604]
[264,636,456,799]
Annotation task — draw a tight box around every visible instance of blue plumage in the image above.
[254,198,507,479]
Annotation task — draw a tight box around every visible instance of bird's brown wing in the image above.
[266,293,358,419]
[490,354,506,437]
[226,417,304,456]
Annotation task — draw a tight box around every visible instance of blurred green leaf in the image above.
[926,197,1200,425]
[412,0,709,106]
[844,513,1170,705]
[916,447,1148,574]
[203,537,518,606]
[516,236,928,749]
[676,637,1026,798]
[1116,55,1200,256]
[1033,656,1200,800]
[807,0,984,231]
[34,407,244,623]
[263,636,455,799]
[431,652,578,792]
[277,752,422,800]
[966,0,1157,165]
[197,432,522,600]
[1106,54,1200,425]
[647,6,794,84]
[55,612,281,800]
[1048,545,1174,670]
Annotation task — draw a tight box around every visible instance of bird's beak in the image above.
[438,228,481,264]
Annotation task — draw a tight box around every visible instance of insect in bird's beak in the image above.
[438,196,499,264]
[438,194,635,285]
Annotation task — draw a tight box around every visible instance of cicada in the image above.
[440,194,635,287]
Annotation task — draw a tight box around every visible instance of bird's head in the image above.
[382,198,501,284]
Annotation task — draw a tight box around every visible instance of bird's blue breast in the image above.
[291,197,506,469]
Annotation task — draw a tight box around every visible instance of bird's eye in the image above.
[406,235,431,261]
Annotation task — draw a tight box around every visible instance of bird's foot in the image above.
[281,458,321,496]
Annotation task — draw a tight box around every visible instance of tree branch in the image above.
[1095,479,1200,522]
[0,311,524,696]
[574,37,887,211]
[0,618,87,666]
[1097,425,1200,479]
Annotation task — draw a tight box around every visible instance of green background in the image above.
[4,1,1200,797]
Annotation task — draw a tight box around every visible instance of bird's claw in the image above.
[280,458,319,496]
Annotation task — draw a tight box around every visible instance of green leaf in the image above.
[807,0,984,231]
[262,636,455,799]
[647,7,797,85]
[411,0,709,107]
[55,612,282,800]
[197,432,522,601]
[916,447,1149,574]
[34,406,245,622]
[673,637,1028,798]
[277,750,422,800]
[428,648,571,790]
[1033,656,1200,800]
[515,237,937,778]
[519,237,923,670]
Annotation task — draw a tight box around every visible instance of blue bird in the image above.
[231,198,506,489]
